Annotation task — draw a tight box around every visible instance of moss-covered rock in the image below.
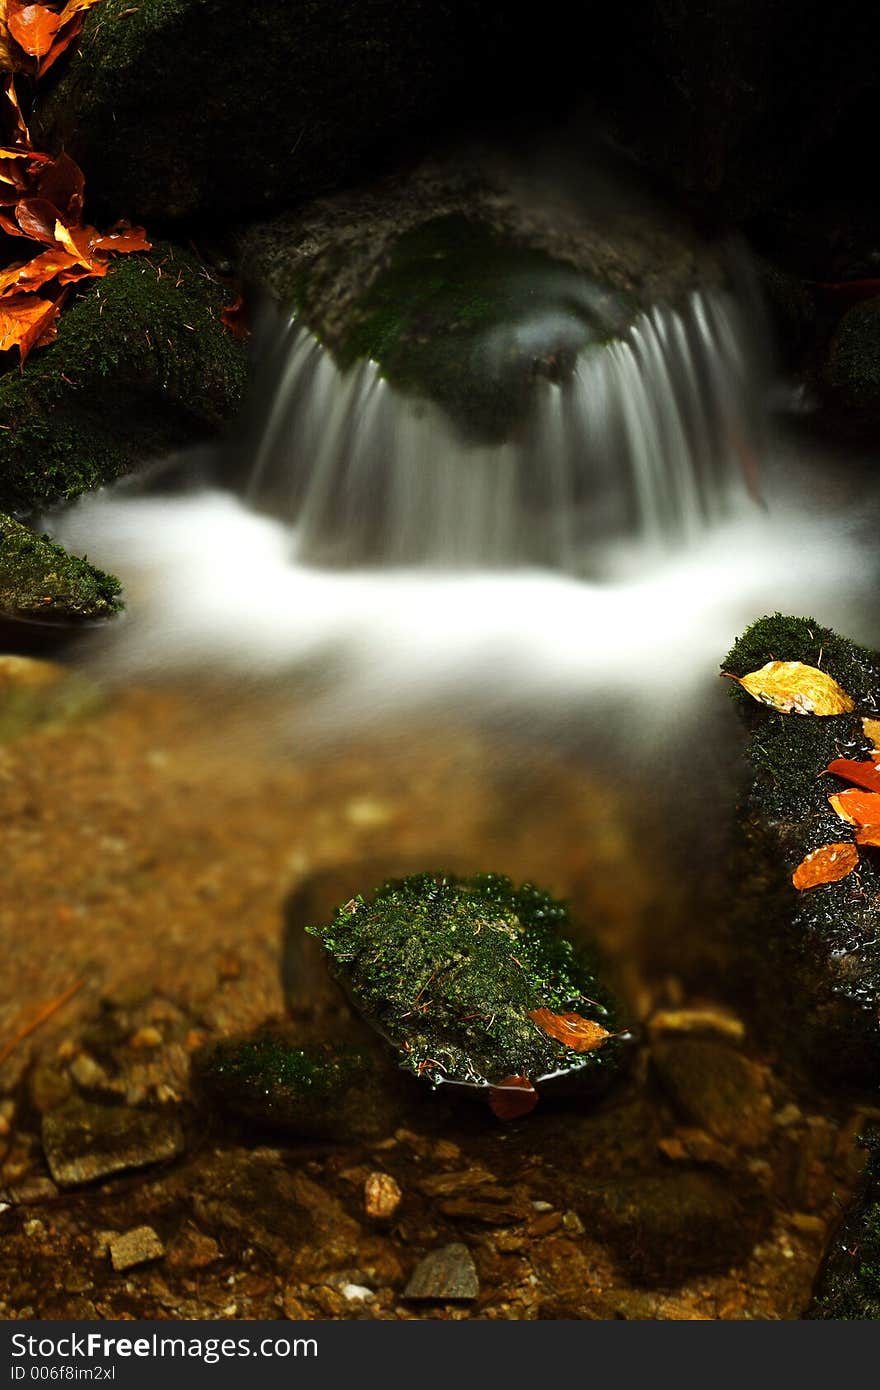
[822,297,880,423]
[0,513,121,621]
[809,1131,880,1319]
[307,872,626,1109]
[192,1029,397,1140]
[240,160,726,444]
[34,0,497,224]
[0,243,247,514]
[723,613,880,1081]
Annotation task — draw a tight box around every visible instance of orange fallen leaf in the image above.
[855,826,880,848]
[829,787,880,827]
[825,758,880,796]
[488,1075,538,1121]
[723,661,855,715]
[0,288,61,360]
[7,1,65,59]
[528,1007,611,1052]
[792,842,859,890]
[0,245,77,294]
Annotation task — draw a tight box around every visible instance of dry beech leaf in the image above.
[856,826,880,848]
[792,842,859,890]
[862,718,880,754]
[487,1075,538,1121]
[723,661,855,715]
[0,289,60,360]
[825,758,880,795]
[828,788,880,826]
[527,1007,611,1053]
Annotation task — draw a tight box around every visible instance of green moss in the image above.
[824,298,880,413]
[724,614,880,1081]
[809,1132,880,1318]
[0,512,121,621]
[301,215,630,442]
[307,871,624,1093]
[0,242,248,513]
[192,1031,374,1138]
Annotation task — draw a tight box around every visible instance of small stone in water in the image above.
[403,1243,479,1302]
[42,1100,185,1187]
[364,1171,401,1221]
[108,1226,165,1272]
[341,1283,374,1302]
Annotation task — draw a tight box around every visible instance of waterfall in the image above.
[243,288,761,574]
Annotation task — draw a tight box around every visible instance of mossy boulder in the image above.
[809,1131,880,1319]
[0,243,247,515]
[34,0,497,224]
[724,613,880,1081]
[822,297,880,426]
[240,160,725,444]
[192,1029,400,1140]
[307,872,626,1111]
[0,513,121,622]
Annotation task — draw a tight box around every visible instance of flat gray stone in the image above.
[42,1100,184,1188]
[403,1243,479,1302]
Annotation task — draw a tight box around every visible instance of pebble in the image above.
[364,1172,402,1222]
[108,1226,165,1272]
[774,1103,803,1128]
[341,1283,374,1301]
[129,1026,163,1050]
[403,1243,479,1302]
[69,1053,113,1092]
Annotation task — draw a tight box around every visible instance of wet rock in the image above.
[580,1170,769,1285]
[809,1132,880,1319]
[724,614,880,1082]
[0,517,122,627]
[306,872,625,1111]
[822,297,880,433]
[190,1151,316,1265]
[364,1172,401,1223]
[651,1040,772,1148]
[108,1226,165,1273]
[192,1029,398,1140]
[41,1101,185,1187]
[0,244,247,517]
[647,1005,745,1043]
[403,1243,479,1302]
[34,0,502,224]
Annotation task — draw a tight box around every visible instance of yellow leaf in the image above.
[724,660,855,715]
[792,842,858,890]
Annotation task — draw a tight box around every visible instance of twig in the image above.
[0,979,85,1068]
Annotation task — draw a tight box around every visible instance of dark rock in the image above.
[822,297,880,429]
[651,1040,772,1148]
[192,1028,398,1140]
[306,872,626,1108]
[580,1170,769,1285]
[403,1243,479,1302]
[41,1101,185,1187]
[0,243,248,516]
[808,1132,880,1319]
[0,515,121,625]
[34,0,502,224]
[723,614,880,1082]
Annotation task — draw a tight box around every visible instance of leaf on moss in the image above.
[825,758,880,795]
[527,1007,611,1052]
[863,718,880,753]
[723,661,855,715]
[829,788,880,827]
[0,289,61,360]
[792,842,859,890]
[488,1075,538,1121]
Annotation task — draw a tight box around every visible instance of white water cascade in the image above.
[243,288,761,573]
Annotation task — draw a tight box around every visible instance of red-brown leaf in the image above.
[220,292,249,339]
[36,151,84,220]
[92,220,151,253]
[825,758,880,796]
[528,1007,611,1053]
[488,1076,538,1121]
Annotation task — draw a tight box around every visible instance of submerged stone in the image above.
[192,1030,391,1140]
[403,1243,479,1302]
[41,1100,185,1187]
[306,872,626,1110]
[724,613,880,1081]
